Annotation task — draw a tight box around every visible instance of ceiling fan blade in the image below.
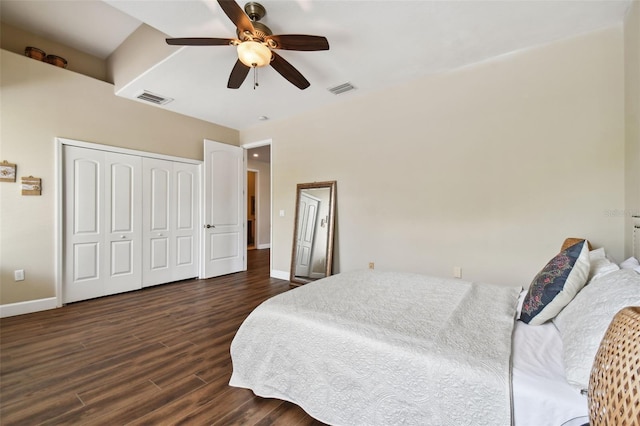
[270,52,310,90]
[218,0,255,36]
[228,59,250,89]
[166,37,234,46]
[266,35,329,51]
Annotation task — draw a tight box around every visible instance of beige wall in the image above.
[0,18,634,308]
[107,24,176,91]
[0,50,239,305]
[625,1,640,257]
[247,157,272,248]
[241,26,626,287]
[1,22,110,82]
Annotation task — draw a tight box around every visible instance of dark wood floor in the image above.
[0,249,326,425]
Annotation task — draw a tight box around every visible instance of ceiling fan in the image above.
[166,0,330,90]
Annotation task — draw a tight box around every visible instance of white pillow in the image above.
[553,269,640,391]
[588,248,619,281]
[620,256,640,273]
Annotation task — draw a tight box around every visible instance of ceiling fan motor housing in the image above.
[238,20,272,41]
[239,2,271,41]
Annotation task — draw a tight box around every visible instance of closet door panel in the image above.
[64,147,105,303]
[108,162,136,278]
[151,167,170,231]
[150,164,170,277]
[172,162,199,281]
[74,243,100,281]
[111,240,134,275]
[176,169,195,229]
[151,239,169,268]
[72,159,102,283]
[75,159,101,234]
[149,163,170,276]
[110,163,136,231]
[176,236,193,266]
[104,152,142,295]
[143,158,173,287]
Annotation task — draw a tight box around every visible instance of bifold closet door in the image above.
[171,161,199,282]
[64,146,142,303]
[142,158,199,287]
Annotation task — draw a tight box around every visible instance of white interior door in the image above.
[295,192,319,276]
[202,140,245,278]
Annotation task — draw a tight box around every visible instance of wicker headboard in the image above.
[561,238,592,252]
[588,306,640,425]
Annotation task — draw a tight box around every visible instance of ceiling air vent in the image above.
[136,90,173,105]
[328,82,356,95]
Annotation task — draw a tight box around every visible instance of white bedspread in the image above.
[230,270,521,425]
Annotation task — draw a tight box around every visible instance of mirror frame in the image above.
[290,181,337,285]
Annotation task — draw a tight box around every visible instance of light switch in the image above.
[279,210,285,217]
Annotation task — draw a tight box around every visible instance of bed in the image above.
[229,240,640,425]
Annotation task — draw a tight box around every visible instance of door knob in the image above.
[205,224,216,229]
[120,235,126,239]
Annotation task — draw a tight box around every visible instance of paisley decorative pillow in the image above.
[520,240,590,325]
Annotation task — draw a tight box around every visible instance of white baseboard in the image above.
[0,297,58,318]
[257,243,271,249]
[271,269,290,280]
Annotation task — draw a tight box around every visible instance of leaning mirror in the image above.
[290,181,337,285]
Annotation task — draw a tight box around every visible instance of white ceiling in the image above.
[0,0,632,131]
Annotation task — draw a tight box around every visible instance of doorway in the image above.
[247,170,257,250]
[245,142,272,271]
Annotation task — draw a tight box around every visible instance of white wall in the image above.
[625,1,640,257]
[241,26,626,287]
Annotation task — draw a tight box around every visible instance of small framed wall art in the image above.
[0,160,17,182]
[21,176,41,196]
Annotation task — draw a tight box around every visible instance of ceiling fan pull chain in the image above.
[253,66,259,90]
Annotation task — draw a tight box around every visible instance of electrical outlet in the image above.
[14,269,25,281]
[369,262,375,270]
[453,266,462,279]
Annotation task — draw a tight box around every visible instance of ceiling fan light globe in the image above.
[237,41,271,68]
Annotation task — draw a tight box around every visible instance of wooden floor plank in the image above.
[173,386,273,425]
[211,394,284,426]
[0,392,84,425]
[0,249,327,425]
[254,401,320,426]
[137,373,240,425]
